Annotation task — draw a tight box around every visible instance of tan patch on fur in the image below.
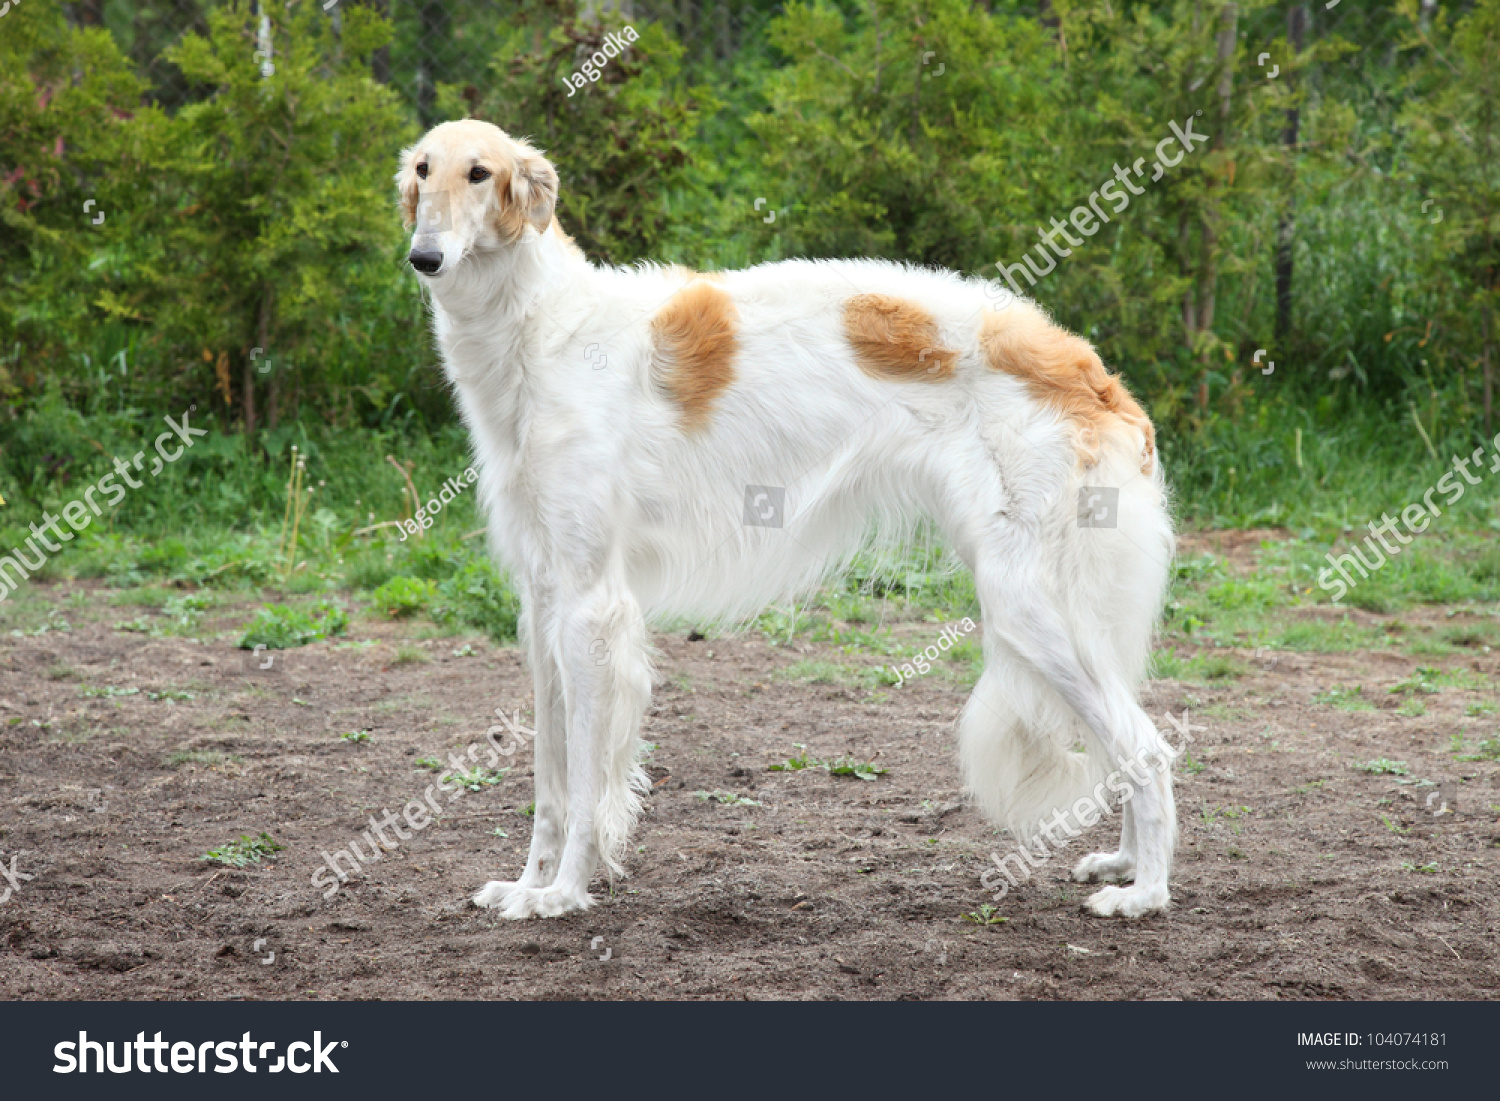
[843,294,957,381]
[980,307,1156,473]
[651,282,739,431]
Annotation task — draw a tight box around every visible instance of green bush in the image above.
[432,556,521,643]
[372,576,437,619]
[237,599,348,650]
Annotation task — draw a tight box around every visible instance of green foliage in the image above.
[431,555,522,642]
[451,4,713,263]
[962,904,1008,926]
[5,0,1500,615]
[449,766,509,791]
[372,576,436,618]
[237,599,348,650]
[769,744,887,780]
[201,832,284,867]
[695,790,763,806]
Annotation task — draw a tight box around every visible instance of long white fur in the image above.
[398,120,1177,920]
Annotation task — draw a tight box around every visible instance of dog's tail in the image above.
[959,427,1172,839]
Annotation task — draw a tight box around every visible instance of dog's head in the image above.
[396,119,559,279]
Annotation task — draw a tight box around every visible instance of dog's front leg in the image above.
[485,577,650,920]
[473,590,567,910]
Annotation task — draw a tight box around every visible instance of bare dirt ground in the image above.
[1,565,1497,1001]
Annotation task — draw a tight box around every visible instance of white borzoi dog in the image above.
[397,120,1177,919]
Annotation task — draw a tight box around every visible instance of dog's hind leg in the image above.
[965,519,1174,918]
[1064,471,1173,895]
[474,587,569,909]
[488,572,651,919]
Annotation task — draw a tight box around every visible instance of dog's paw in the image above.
[472,879,525,910]
[1071,851,1136,884]
[1084,883,1169,918]
[474,881,594,920]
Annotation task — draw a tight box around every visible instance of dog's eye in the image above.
[468,166,491,184]
[415,162,428,179]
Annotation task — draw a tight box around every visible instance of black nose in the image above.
[408,248,443,275]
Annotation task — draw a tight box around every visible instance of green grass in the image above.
[1314,685,1376,711]
[391,644,429,666]
[1152,649,1248,682]
[769,745,887,781]
[80,684,139,698]
[1355,758,1410,776]
[1455,737,1500,761]
[962,904,1008,925]
[1401,861,1440,874]
[694,790,763,806]
[166,749,235,768]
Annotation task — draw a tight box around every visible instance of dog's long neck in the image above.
[430,228,573,332]
[425,228,589,533]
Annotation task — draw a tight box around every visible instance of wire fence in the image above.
[69,0,784,125]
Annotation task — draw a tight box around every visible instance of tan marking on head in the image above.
[843,294,957,382]
[980,306,1156,473]
[651,282,739,431]
[396,120,558,242]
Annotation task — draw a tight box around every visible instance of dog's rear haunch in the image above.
[397,120,1176,919]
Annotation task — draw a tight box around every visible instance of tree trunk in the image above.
[76,0,105,26]
[1215,3,1236,144]
[1180,211,1197,337]
[368,0,390,85]
[1484,304,1494,434]
[1275,5,1307,343]
[241,360,257,436]
[259,285,278,432]
[1196,2,1236,412]
[417,0,449,129]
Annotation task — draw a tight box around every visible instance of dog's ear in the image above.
[498,142,558,238]
[395,144,420,229]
